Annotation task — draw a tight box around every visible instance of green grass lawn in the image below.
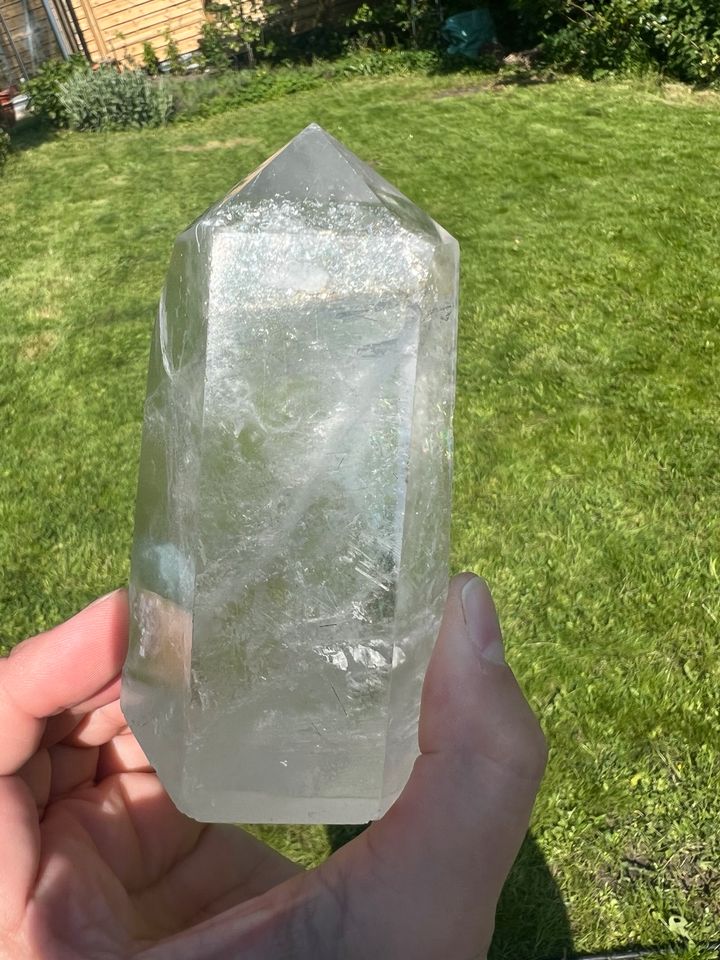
[1,72,719,959]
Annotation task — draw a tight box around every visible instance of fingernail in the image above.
[87,589,120,609]
[461,576,506,665]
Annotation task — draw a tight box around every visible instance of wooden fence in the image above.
[67,0,360,67]
[68,0,205,64]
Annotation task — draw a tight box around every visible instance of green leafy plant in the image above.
[0,128,10,173]
[142,41,160,76]
[197,20,232,70]
[60,66,174,131]
[164,31,185,75]
[534,0,720,84]
[640,0,720,84]
[347,1,444,51]
[23,54,91,127]
[201,0,276,68]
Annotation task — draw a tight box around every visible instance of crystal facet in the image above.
[121,124,459,824]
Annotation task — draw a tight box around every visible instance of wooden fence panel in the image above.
[68,0,203,62]
[62,0,362,68]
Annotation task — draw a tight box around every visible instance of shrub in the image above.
[0,128,10,173]
[24,54,90,127]
[347,1,445,51]
[142,41,160,76]
[60,67,174,132]
[196,0,452,72]
[164,32,186,75]
[194,0,467,72]
[200,0,276,69]
[536,0,720,84]
[197,21,232,70]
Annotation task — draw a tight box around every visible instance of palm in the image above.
[16,718,302,958]
[34,769,194,957]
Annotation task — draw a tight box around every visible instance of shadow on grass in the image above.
[493,833,572,960]
[326,826,572,960]
[9,117,57,153]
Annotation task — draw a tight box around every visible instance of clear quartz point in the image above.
[121,124,459,824]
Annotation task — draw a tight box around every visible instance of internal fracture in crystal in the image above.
[121,124,459,824]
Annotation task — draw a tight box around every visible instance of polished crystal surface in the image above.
[121,124,459,824]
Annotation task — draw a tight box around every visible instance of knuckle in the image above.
[502,701,549,785]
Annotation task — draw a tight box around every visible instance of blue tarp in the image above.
[441,9,497,60]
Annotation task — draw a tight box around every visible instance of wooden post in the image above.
[72,0,109,60]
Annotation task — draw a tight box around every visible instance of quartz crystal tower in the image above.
[121,125,459,824]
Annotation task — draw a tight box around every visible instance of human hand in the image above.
[0,574,546,960]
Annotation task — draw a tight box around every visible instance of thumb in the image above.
[418,571,548,788]
[319,573,548,960]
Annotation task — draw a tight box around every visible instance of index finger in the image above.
[0,590,128,775]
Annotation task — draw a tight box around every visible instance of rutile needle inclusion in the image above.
[121,124,459,824]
